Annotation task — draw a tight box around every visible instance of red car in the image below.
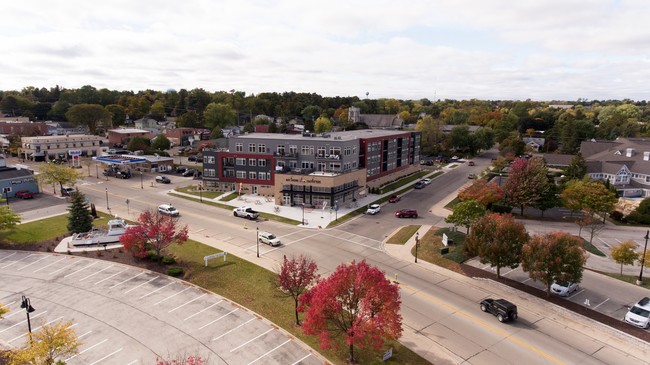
[395,209,418,218]
[15,190,34,199]
[388,195,401,203]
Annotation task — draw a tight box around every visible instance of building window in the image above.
[249,171,257,179]
[289,145,298,155]
[236,171,246,178]
[204,168,216,177]
[206,156,215,164]
[258,159,267,167]
[301,145,314,156]
[277,145,285,155]
[344,146,352,156]
[259,144,267,153]
[236,158,246,166]
[258,172,267,180]
[249,158,257,166]
[236,143,243,152]
[317,147,326,158]
[248,143,257,153]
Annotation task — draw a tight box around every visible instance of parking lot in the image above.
[0,251,322,364]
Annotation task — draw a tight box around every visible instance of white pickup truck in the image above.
[233,207,260,220]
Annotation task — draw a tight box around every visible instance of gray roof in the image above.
[580,138,650,175]
[542,154,574,167]
[235,129,411,142]
[359,114,403,128]
[0,167,34,180]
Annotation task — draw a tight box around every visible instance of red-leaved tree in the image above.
[120,209,189,259]
[299,260,402,363]
[504,157,550,215]
[458,179,504,207]
[156,355,205,365]
[278,254,320,325]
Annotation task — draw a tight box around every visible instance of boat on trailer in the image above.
[70,218,135,246]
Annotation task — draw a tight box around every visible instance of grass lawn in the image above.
[410,227,470,272]
[0,213,114,245]
[175,185,223,199]
[581,238,606,257]
[386,225,420,245]
[600,271,650,290]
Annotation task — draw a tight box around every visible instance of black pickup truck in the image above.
[479,298,518,323]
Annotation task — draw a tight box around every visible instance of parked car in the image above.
[395,209,418,218]
[414,181,425,189]
[421,178,432,185]
[61,186,76,196]
[258,231,281,247]
[388,195,401,203]
[233,207,260,220]
[468,160,475,166]
[155,176,171,184]
[158,204,180,217]
[365,204,381,215]
[116,171,131,179]
[182,168,197,177]
[624,297,650,329]
[551,281,579,297]
[175,166,187,174]
[187,155,198,162]
[15,190,34,199]
[480,298,518,323]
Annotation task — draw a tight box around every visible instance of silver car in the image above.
[550,281,579,296]
[258,231,281,247]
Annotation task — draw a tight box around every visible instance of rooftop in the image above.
[235,129,412,142]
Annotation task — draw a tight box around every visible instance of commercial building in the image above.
[202,129,421,207]
[107,128,150,146]
[0,156,39,198]
[20,134,105,161]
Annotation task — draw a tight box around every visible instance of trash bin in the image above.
[440,247,449,255]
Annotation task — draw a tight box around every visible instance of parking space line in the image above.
[125,360,138,365]
[571,289,585,298]
[110,272,144,289]
[593,298,610,310]
[502,268,516,276]
[95,268,128,285]
[291,354,312,365]
[0,252,16,262]
[168,293,206,313]
[18,255,49,271]
[78,330,93,339]
[154,287,191,305]
[198,308,238,330]
[8,316,64,343]
[1,254,36,269]
[79,264,114,281]
[213,317,255,341]
[64,262,99,278]
[139,282,174,299]
[321,232,383,251]
[230,328,273,352]
[89,348,122,365]
[0,311,47,334]
[184,301,221,320]
[247,338,291,364]
[124,277,158,294]
[33,257,65,273]
[522,278,532,283]
[50,262,79,275]
[65,339,108,361]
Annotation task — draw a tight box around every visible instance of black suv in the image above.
[480,298,518,323]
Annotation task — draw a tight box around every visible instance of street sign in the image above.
[68,150,82,156]
[382,348,393,361]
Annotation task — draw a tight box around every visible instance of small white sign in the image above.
[442,233,449,247]
[382,348,393,361]
[204,252,227,266]
[68,149,82,156]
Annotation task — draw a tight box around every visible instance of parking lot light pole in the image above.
[637,230,649,285]
[335,200,338,221]
[256,227,259,258]
[20,295,35,341]
[105,188,110,210]
[415,232,420,263]
[140,171,143,189]
[301,203,305,226]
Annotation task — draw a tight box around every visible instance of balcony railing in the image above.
[273,151,299,158]
[315,154,341,160]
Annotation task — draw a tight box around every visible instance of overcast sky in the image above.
[2,0,649,101]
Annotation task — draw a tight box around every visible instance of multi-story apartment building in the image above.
[202,130,421,207]
[20,134,105,161]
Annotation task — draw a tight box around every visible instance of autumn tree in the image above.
[466,213,528,278]
[577,215,606,245]
[314,116,333,133]
[156,354,206,365]
[610,241,639,275]
[504,157,551,215]
[521,232,586,296]
[120,209,189,259]
[0,302,8,318]
[38,163,83,196]
[561,179,617,221]
[445,199,486,234]
[65,104,111,134]
[278,254,320,325]
[3,320,80,365]
[300,260,402,362]
[458,179,504,207]
[67,189,93,234]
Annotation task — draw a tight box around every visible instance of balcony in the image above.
[273,151,299,159]
[315,154,341,160]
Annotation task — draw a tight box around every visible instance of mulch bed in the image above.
[460,263,650,343]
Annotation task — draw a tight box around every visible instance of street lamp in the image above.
[105,188,110,210]
[415,232,420,263]
[140,171,143,189]
[335,200,338,221]
[96,164,99,179]
[20,295,35,340]
[256,227,259,258]
[638,230,649,285]
[199,184,203,203]
[301,203,305,226]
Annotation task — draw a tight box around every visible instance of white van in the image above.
[624,297,650,329]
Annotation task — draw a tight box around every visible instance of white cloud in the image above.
[1,0,648,100]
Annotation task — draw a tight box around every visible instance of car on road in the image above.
[414,181,425,189]
[551,281,579,297]
[258,231,281,247]
[395,209,418,218]
[480,298,518,323]
[388,195,401,203]
[182,168,197,177]
[624,296,650,329]
[365,204,381,215]
[468,160,475,166]
[421,178,432,185]
[155,175,171,184]
[175,166,187,174]
[61,186,76,196]
[158,204,180,217]
[15,190,34,199]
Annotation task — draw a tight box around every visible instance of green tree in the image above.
[203,102,236,129]
[149,100,166,121]
[561,179,617,220]
[313,116,332,133]
[521,231,586,296]
[504,157,550,215]
[3,320,80,365]
[0,205,21,231]
[564,153,588,180]
[445,199,486,234]
[210,126,223,139]
[610,241,638,275]
[533,181,560,217]
[151,134,171,151]
[65,104,112,134]
[176,110,203,128]
[67,189,93,234]
[466,213,528,278]
[301,105,322,124]
[127,136,151,151]
[105,104,127,127]
[38,164,83,196]
[624,198,650,224]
